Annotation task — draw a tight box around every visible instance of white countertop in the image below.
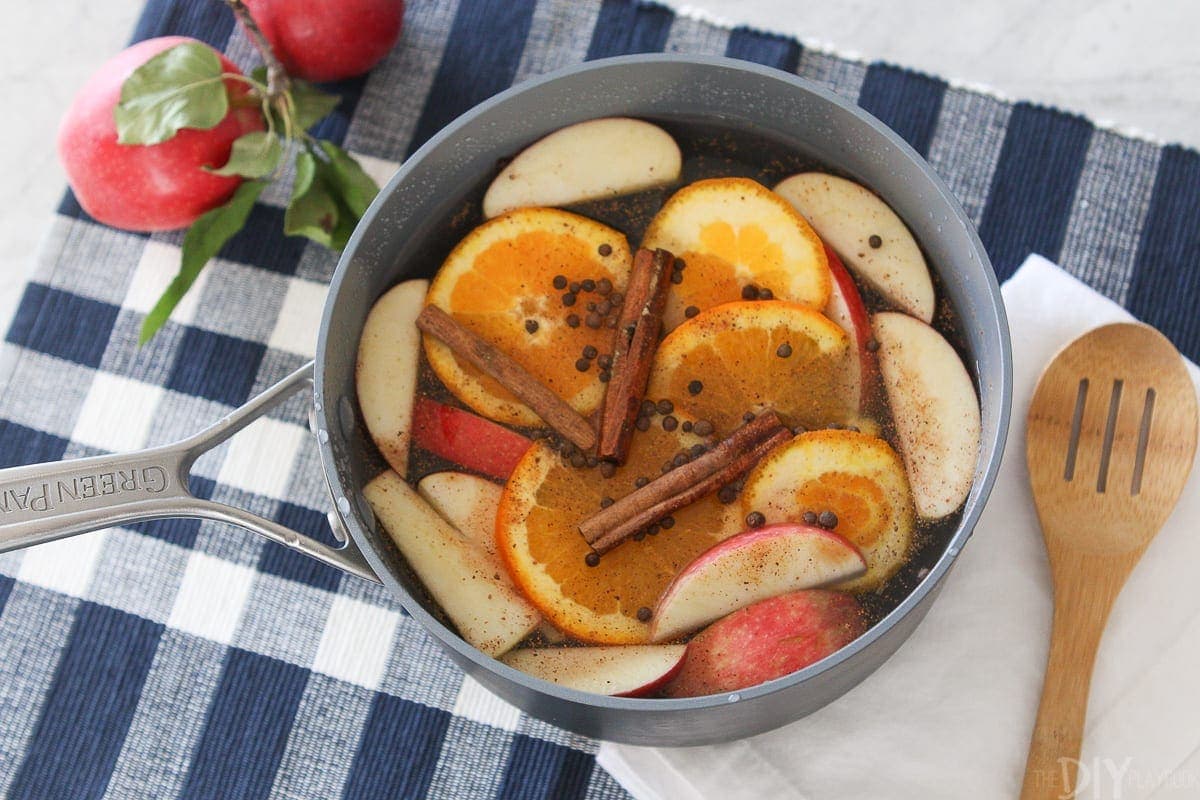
[2,0,1196,340]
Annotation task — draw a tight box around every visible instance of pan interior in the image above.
[315,55,1009,717]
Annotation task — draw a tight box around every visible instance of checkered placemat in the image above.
[1,1,1197,798]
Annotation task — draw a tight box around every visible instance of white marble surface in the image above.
[2,0,1197,339]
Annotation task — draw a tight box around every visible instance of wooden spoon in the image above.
[1021,322,1198,799]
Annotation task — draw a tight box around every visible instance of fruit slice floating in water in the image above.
[424,207,632,426]
[483,117,681,218]
[646,300,853,436]
[739,429,915,592]
[649,523,867,642]
[356,279,427,477]
[411,398,531,481]
[823,245,880,414]
[774,172,935,323]
[873,312,981,518]
[497,422,739,645]
[641,177,830,330]
[501,644,686,697]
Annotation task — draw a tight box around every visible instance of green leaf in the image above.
[115,42,228,145]
[139,180,266,344]
[290,81,341,131]
[284,150,343,249]
[206,132,283,178]
[317,141,379,218]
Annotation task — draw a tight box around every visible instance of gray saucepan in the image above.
[0,55,1011,746]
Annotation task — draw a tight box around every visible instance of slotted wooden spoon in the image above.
[1021,322,1198,799]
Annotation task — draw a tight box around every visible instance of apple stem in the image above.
[224,0,290,102]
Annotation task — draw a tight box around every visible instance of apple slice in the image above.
[501,645,686,697]
[363,470,540,657]
[823,244,879,413]
[649,524,866,643]
[482,117,681,218]
[412,397,532,481]
[775,172,935,323]
[417,471,503,556]
[356,279,428,477]
[664,590,866,698]
[873,312,981,519]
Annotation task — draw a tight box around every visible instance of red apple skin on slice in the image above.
[412,397,532,481]
[823,244,880,414]
[663,590,867,698]
[649,523,866,643]
[501,645,686,697]
[872,312,981,519]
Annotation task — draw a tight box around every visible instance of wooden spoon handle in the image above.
[1020,574,1119,799]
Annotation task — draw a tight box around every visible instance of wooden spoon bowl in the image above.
[1021,322,1198,799]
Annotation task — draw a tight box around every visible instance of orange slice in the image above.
[424,207,632,426]
[646,300,854,436]
[497,423,738,644]
[740,430,915,592]
[641,177,830,329]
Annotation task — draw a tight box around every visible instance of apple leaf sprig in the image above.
[115,9,379,344]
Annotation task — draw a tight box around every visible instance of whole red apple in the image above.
[58,36,265,232]
[243,0,405,83]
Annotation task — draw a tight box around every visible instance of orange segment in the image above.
[424,208,632,426]
[641,177,830,329]
[740,430,915,591]
[646,300,854,435]
[497,423,738,644]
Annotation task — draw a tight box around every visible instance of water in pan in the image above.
[379,115,971,644]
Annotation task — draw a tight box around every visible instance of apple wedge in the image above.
[873,312,981,519]
[501,645,686,697]
[649,524,866,643]
[775,172,935,323]
[664,590,866,697]
[482,117,681,218]
[823,244,879,413]
[363,470,540,657]
[417,471,503,556]
[418,471,552,639]
[356,279,428,477]
[412,397,532,481]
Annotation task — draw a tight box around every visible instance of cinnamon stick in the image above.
[596,248,675,462]
[416,305,596,451]
[579,412,791,554]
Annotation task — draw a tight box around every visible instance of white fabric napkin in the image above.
[598,254,1200,800]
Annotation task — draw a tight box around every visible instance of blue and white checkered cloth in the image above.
[0,1,1197,797]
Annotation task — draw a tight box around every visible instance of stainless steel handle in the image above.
[0,362,378,582]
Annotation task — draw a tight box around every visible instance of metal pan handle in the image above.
[0,362,378,582]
